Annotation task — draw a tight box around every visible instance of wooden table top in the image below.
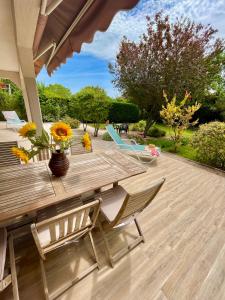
[0,150,146,224]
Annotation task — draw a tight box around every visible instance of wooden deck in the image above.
[2,147,225,299]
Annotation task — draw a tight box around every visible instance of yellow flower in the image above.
[82,133,92,151]
[50,122,73,142]
[11,147,29,164]
[18,122,36,138]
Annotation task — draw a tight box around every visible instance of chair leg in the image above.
[99,219,145,268]
[8,234,20,300]
[88,231,100,269]
[134,218,145,243]
[39,259,49,300]
[0,274,12,292]
[98,221,114,268]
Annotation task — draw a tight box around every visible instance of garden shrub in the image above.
[147,126,166,137]
[130,120,146,132]
[0,89,27,121]
[127,134,145,145]
[192,121,225,170]
[40,96,71,122]
[108,102,139,123]
[62,115,80,128]
[102,132,113,141]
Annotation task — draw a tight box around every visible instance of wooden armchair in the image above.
[0,228,19,299]
[98,177,165,267]
[0,141,20,167]
[31,199,101,300]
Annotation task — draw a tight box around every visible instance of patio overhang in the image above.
[0,0,139,132]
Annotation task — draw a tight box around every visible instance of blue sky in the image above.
[37,0,225,97]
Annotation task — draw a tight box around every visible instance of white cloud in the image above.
[82,0,225,61]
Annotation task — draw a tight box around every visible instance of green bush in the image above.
[130,120,146,132]
[0,89,27,121]
[127,134,145,145]
[108,102,139,123]
[192,121,225,169]
[39,96,71,122]
[102,132,113,141]
[147,127,166,137]
[62,115,80,128]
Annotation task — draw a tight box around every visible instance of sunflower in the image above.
[18,122,36,138]
[50,122,73,142]
[82,133,92,151]
[11,147,29,164]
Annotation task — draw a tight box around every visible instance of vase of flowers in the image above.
[48,151,69,177]
[12,121,74,177]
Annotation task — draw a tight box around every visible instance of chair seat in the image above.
[100,186,127,222]
[0,228,7,281]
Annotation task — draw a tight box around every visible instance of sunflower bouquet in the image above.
[12,122,74,163]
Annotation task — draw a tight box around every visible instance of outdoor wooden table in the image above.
[0,150,146,225]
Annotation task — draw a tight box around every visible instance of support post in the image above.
[22,76,43,133]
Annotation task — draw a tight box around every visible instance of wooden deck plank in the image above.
[1,148,225,300]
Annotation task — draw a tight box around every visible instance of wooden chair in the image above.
[32,148,51,162]
[70,130,92,155]
[31,199,101,300]
[0,141,20,167]
[70,141,92,155]
[37,148,51,161]
[98,177,166,267]
[0,228,19,299]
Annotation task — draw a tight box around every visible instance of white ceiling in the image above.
[0,0,19,72]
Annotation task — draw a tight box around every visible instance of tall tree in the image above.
[109,12,225,135]
[42,83,72,98]
[71,86,110,136]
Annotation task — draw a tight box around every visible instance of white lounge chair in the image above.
[2,111,26,129]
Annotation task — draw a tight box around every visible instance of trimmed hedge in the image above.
[108,102,139,123]
[40,96,71,122]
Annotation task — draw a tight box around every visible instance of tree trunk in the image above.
[82,122,87,132]
[94,124,99,137]
[143,117,154,137]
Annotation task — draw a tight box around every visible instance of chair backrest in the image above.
[0,228,7,282]
[36,148,51,161]
[31,199,101,255]
[71,131,92,155]
[0,141,20,167]
[71,141,92,155]
[106,125,125,145]
[2,111,20,121]
[113,178,165,227]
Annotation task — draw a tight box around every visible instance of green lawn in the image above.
[89,123,106,129]
[154,123,194,139]
[131,123,197,161]
[146,137,197,161]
